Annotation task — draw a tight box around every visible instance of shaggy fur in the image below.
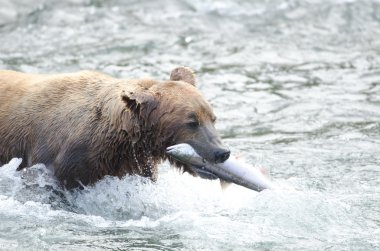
[0,67,226,189]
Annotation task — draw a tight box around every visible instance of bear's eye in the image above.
[187,121,200,129]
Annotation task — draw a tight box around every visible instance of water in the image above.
[1,0,380,250]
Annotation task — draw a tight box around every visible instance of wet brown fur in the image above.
[0,68,217,189]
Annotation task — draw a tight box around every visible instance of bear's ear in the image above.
[170,66,196,86]
[121,90,158,120]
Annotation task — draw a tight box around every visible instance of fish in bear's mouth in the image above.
[166,143,276,192]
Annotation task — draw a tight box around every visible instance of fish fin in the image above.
[220,179,231,190]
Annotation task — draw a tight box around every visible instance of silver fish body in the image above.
[166,143,276,192]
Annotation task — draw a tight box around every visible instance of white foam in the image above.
[0,158,362,247]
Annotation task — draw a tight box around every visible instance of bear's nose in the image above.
[214,149,231,163]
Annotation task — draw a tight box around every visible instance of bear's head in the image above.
[120,67,230,178]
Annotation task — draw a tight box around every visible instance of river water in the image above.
[1,0,380,250]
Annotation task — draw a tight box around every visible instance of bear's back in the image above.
[0,70,125,170]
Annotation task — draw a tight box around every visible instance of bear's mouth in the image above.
[166,144,221,180]
[188,164,219,180]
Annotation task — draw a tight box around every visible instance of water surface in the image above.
[1,0,380,250]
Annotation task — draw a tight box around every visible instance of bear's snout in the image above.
[214,149,230,163]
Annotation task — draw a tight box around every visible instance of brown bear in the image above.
[0,67,230,189]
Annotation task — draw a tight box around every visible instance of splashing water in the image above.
[0,157,378,250]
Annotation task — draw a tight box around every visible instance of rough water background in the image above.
[0,0,380,250]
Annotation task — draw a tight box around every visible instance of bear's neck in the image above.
[98,121,166,181]
[96,90,169,181]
